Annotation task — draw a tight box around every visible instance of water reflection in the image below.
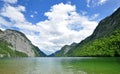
[0,57,120,74]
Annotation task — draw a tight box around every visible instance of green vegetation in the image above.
[14,50,28,57]
[0,29,46,57]
[32,46,40,57]
[33,46,46,57]
[68,30,120,57]
[0,40,28,57]
[52,7,120,57]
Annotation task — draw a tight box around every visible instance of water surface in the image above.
[0,57,120,74]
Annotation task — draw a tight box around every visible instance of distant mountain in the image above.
[50,42,77,57]
[53,7,120,57]
[0,29,46,57]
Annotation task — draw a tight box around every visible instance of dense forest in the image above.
[67,29,120,56]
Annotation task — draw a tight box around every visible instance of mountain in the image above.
[0,29,46,57]
[33,46,47,57]
[53,7,120,57]
[50,42,77,57]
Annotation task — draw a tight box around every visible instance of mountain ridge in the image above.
[52,7,120,57]
[0,29,46,57]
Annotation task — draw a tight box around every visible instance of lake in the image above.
[0,57,120,74]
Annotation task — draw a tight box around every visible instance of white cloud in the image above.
[80,11,87,15]
[113,8,117,12]
[0,16,12,27]
[34,11,38,14]
[29,3,98,54]
[0,28,5,31]
[87,0,107,7]
[0,3,98,55]
[90,13,99,20]
[17,5,26,12]
[98,0,107,5]
[0,4,26,22]
[2,0,17,4]
[87,0,90,7]
[30,15,34,18]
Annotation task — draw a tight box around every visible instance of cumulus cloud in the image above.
[87,0,107,7]
[0,3,98,55]
[2,0,17,4]
[28,3,98,54]
[1,4,26,22]
[0,16,12,27]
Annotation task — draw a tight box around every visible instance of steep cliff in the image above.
[0,29,46,57]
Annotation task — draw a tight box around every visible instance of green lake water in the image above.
[0,57,120,74]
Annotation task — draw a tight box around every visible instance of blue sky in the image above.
[0,0,120,55]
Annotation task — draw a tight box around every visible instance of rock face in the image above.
[0,29,36,57]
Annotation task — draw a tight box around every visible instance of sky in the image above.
[0,0,120,55]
